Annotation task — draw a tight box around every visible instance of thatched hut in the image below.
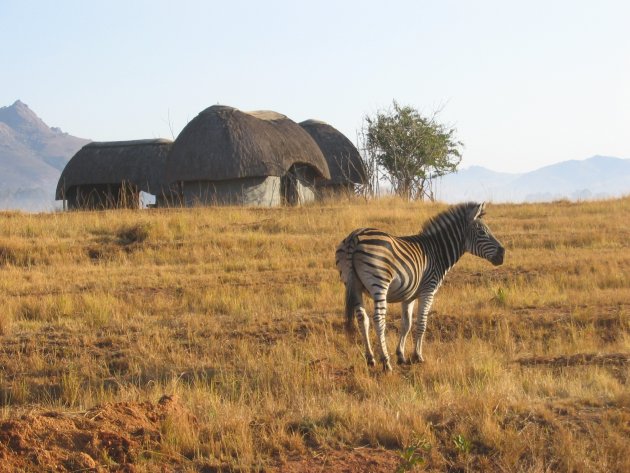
[56,139,172,210]
[163,105,331,206]
[299,119,366,194]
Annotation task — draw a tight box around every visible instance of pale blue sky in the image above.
[1,0,629,172]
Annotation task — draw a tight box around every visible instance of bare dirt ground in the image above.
[0,393,401,472]
[273,449,401,473]
[0,395,185,472]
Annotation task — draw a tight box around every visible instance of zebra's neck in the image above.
[418,223,466,279]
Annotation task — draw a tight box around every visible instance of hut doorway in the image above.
[281,164,319,206]
[281,167,299,205]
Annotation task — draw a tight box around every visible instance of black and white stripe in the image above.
[335,202,504,371]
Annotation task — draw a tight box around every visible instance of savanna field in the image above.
[0,197,628,472]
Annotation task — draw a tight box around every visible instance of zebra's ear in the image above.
[470,202,486,220]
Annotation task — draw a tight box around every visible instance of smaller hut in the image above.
[299,119,367,194]
[56,139,172,210]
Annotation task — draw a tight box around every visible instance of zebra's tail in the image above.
[335,231,363,334]
[343,270,363,334]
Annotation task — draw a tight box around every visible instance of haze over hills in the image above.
[0,100,90,211]
[435,155,630,203]
[0,100,628,211]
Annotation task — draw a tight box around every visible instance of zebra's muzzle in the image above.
[491,246,505,266]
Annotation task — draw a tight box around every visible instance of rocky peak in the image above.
[0,99,53,137]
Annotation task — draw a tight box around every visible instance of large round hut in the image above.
[56,139,172,210]
[163,105,331,207]
[299,119,366,193]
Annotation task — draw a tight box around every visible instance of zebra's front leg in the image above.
[373,296,392,372]
[396,300,415,364]
[412,291,435,364]
[356,307,375,367]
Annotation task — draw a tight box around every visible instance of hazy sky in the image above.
[1,0,628,173]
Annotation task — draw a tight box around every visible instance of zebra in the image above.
[335,202,504,372]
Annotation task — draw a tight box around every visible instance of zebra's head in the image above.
[465,202,504,266]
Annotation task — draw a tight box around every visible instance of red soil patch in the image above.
[0,395,190,472]
[273,448,401,473]
[0,396,403,472]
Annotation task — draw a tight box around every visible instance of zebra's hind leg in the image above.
[373,296,393,372]
[396,300,415,364]
[356,307,375,367]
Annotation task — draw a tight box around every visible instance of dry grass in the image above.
[0,196,628,472]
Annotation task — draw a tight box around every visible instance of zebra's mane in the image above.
[419,202,482,237]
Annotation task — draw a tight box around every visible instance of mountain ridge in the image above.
[436,155,630,203]
[0,100,90,210]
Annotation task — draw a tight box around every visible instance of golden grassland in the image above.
[0,197,628,472]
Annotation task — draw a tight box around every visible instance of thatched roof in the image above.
[55,139,172,200]
[300,119,366,185]
[164,105,331,183]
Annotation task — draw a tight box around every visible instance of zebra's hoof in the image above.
[382,360,393,372]
[396,355,407,365]
[411,354,425,364]
[366,357,376,367]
